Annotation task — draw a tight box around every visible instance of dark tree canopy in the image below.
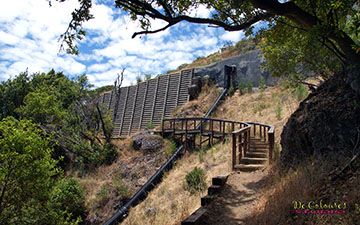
[57,0,360,89]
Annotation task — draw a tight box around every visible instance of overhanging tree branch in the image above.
[131,11,274,38]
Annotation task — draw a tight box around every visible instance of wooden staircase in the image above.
[98,69,193,137]
[234,138,269,172]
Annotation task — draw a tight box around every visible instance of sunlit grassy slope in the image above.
[122,85,304,225]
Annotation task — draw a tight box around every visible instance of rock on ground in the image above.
[132,131,163,152]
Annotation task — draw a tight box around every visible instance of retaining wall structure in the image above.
[99,69,193,136]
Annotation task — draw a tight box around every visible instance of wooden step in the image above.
[246,152,268,158]
[234,164,266,172]
[201,195,214,206]
[240,157,268,165]
[212,174,229,186]
[208,185,222,195]
[248,149,268,153]
[181,207,207,225]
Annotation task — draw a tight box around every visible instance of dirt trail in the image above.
[202,168,269,225]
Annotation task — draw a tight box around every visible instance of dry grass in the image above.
[75,136,171,224]
[171,80,220,118]
[244,156,360,225]
[122,86,304,225]
[123,141,233,225]
[214,86,301,145]
[168,40,259,73]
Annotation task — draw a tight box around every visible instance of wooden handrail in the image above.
[232,125,251,169]
[161,117,274,164]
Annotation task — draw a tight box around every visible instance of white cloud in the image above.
[189,5,212,18]
[220,31,245,43]
[0,31,20,45]
[88,63,112,72]
[0,1,256,88]
[0,0,86,79]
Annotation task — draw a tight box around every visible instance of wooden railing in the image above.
[162,117,248,151]
[232,124,251,170]
[161,118,275,167]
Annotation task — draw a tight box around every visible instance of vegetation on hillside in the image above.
[3,0,360,223]
[0,69,119,223]
[0,116,84,224]
[166,38,259,74]
[122,84,303,225]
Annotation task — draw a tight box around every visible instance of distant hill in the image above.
[166,38,260,74]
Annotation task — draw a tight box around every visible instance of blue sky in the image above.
[0,0,246,88]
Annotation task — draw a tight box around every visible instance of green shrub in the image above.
[237,78,246,95]
[147,121,155,129]
[136,75,143,84]
[227,86,235,96]
[211,56,217,63]
[276,103,282,120]
[247,81,253,93]
[95,185,109,207]
[259,76,265,92]
[177,63,188,70]
[112,175,130,198]
[185,167,207,194]
[144,73,152,80]
[253,102,268,115]
[102,143,118,165]
[48,178,86,221]
[294,84,308,101]
[165,140,177,157]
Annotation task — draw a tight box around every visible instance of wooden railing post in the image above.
[222,121,225,143]
[232,133,236,170]
[264,126,266,142]
[260,125,262,139]
[210,120,214,145]
[248,129,251,153]
[238,133,242,163]
[244,131,248,157]
[253,124,256,137]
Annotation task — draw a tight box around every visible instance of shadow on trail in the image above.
[201,172,269,225]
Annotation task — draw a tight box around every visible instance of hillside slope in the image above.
[122,85,303,225]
